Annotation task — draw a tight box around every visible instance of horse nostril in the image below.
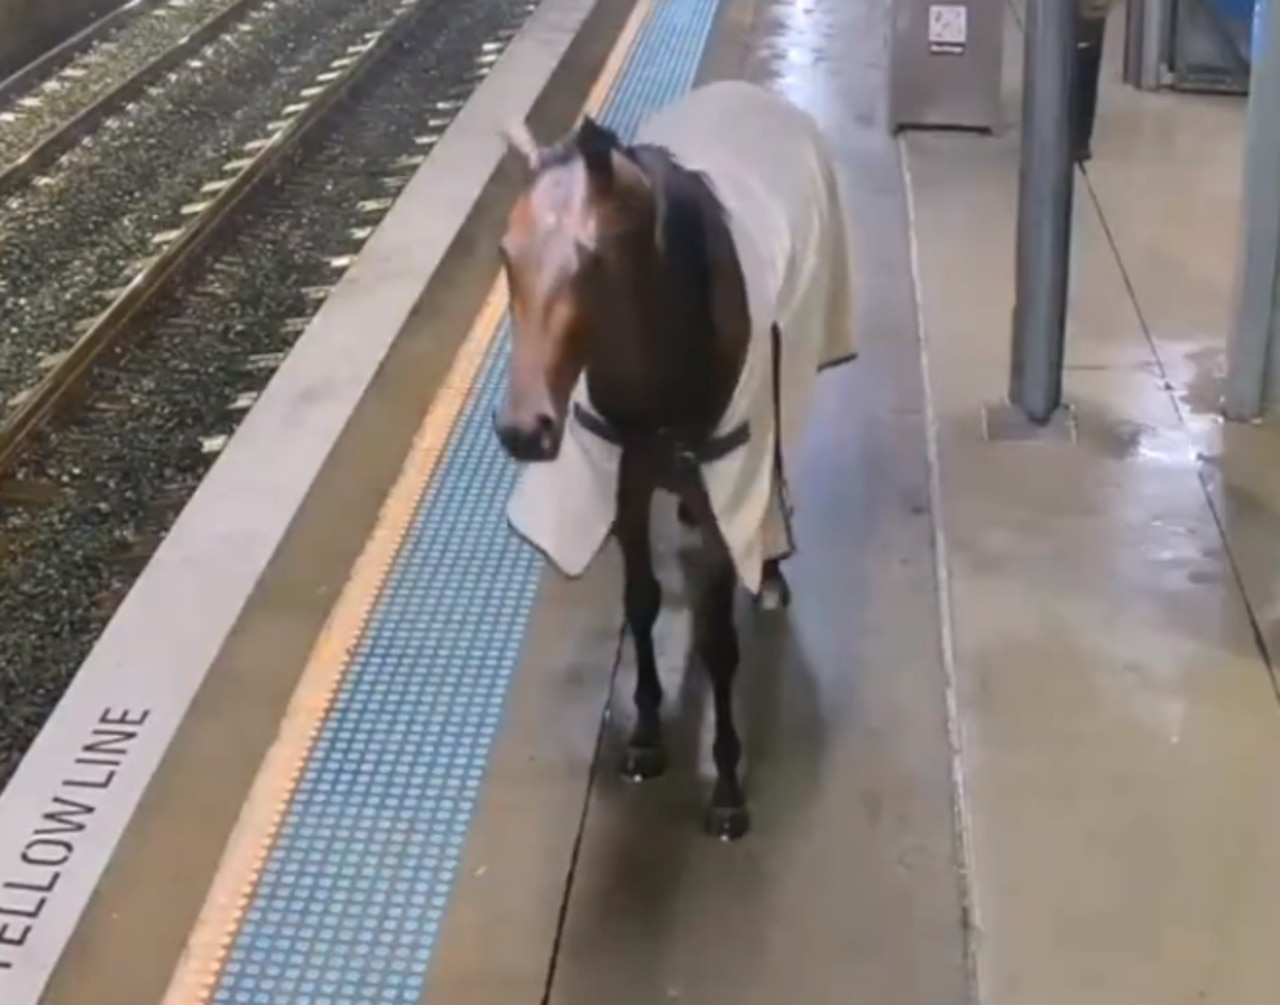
[494,412,526,456]
[493,409,558,462]
[534,413,557,453]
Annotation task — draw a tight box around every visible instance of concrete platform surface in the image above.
[0,0,635,1001]
[903,8,1280,1005]
[7,0,1280,1002]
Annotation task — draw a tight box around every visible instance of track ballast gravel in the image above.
[0,0,540,786]
[0,0,253,165]
[0,0,416,417]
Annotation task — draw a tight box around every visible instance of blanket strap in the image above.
[572,323,794,555]
[769,322,796,555]
[571,403,750,464]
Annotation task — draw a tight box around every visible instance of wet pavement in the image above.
[904,7,1280,1004]
[15,0,1280,1000]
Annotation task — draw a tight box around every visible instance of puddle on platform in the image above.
[1075,407,1199,468]
[748,0,884,130]
[1177,343,1227,418]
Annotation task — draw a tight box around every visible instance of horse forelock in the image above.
[503,136,730,346]
[505,139,659,305]
[505,156,591,295]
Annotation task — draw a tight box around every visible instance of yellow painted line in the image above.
[157,0,656,1002]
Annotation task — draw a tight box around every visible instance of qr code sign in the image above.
[928,4,968,52]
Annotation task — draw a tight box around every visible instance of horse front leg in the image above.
[615,458,666,782]
[682,487,749,839]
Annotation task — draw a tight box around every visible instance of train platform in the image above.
[2,0,1280,1003]
[902,7,1280,1003]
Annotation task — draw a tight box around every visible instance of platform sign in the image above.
[928,4,968,55]
[888,0,1001,131]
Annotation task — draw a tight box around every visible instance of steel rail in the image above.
[0,0,269,197]
[0,0,157,105]
[0,0,435,478]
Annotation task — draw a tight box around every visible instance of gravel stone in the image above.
[0,0,257,165]
[0,0,417,417]
[0,0,539,787]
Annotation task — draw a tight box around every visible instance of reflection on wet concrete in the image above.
[1085,213,1280,672]
[746,0,883,132]
[904,6,1280,1002]
[1073,406,1198,467]
[1079,48,1280,661]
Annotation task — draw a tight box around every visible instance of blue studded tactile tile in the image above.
[208,1,724,1003]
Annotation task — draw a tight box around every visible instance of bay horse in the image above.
[492,80,856,840]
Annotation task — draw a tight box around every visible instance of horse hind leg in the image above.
[758,558,792,611]
[676,498,697,529]
[616,469,666,782]
[697,536,750,840]
[755,482,793,611]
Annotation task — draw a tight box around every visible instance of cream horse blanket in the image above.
[506,80,857,594]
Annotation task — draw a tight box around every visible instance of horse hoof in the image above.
[704,803,751,842]
[757,575,791,612]
[621,744,667,781]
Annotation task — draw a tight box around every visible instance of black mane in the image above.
[549,120,743,433]
[630,143,733,421]
[648,149,724,350]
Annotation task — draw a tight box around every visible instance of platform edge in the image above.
[0,0,619,1001]
[899,136,983,1005]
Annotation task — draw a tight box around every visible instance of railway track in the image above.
[0,0,247,172]
[0,0,427,472]
[0,0,152,105]
[0,0,433,475]
[0,0,539,784]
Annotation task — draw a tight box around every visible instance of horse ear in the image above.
[575,115,620,187]
[502,121,542,171]
[576,116,619,149]
[577,118,651,210]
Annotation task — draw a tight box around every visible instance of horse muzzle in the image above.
[493,409,563,463]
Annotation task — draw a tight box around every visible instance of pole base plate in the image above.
[981,401,1078,443]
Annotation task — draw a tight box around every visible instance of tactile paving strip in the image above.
[207,0,723,1002]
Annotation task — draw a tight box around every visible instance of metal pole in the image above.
[1009,0,1078,424]
[1123,0,1170,92]
[1138,0,1169,91]
[1225,0,1280,420]
[1123,0,1147,88]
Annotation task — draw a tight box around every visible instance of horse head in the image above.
[492,115,656,463]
